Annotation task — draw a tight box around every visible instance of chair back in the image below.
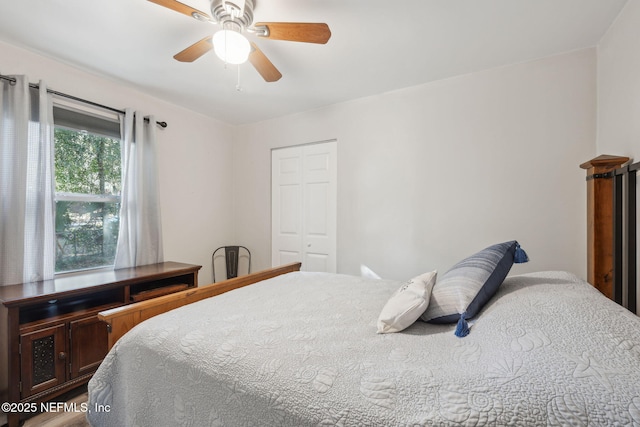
[212,246,251,282]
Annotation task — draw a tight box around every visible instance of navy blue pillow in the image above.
[420,241,528,326]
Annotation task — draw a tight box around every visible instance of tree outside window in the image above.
[54,126,121,272]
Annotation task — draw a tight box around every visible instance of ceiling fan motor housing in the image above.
[211,0,255,28]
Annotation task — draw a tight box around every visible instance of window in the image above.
[53,105,122,273]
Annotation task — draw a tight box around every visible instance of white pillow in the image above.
[376,270,437,334]
[360,264,382,280]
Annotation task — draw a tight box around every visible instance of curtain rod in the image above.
[0,74,167,128]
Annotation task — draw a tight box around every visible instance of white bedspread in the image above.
[87,271,640,426]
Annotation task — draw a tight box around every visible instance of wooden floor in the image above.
[1,386,90,427]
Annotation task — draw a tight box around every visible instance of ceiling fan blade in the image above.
[148,0,212,22]
[173,36,213,62]
[254,22,331,44]
[249,43,282,82]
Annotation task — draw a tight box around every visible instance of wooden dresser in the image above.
[0,261,201,427]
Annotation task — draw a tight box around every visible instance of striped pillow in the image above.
[420,241,528,325]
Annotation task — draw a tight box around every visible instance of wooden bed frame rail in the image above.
[98,262,302,349]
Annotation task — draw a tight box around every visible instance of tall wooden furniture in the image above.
[0,261,201,427]
[580,155,629,299]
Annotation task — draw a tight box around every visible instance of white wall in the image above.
[233,49,597,280]
[0,40,235,284]
[597,0,640,310]
[598,0,640,159]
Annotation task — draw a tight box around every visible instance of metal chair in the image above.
[212,246,251,282]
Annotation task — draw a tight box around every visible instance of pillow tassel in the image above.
[454,313,470,338]
[514,242,529,264]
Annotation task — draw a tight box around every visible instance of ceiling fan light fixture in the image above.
[212,28,250,65]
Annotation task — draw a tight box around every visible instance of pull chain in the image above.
[236,64,243,92]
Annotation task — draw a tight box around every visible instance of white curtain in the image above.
[114,109,164,268]
[0,75,55,286]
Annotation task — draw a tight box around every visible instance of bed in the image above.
[87,158,640,426]
[87,268,640,426]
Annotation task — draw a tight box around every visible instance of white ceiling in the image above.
[0,0,629,125]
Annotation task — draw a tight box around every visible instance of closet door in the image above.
[271,141,337,272]
[272,146,304,267]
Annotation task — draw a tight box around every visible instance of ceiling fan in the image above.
[149,0,331,82]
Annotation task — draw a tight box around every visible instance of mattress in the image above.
[87,271,640,426]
